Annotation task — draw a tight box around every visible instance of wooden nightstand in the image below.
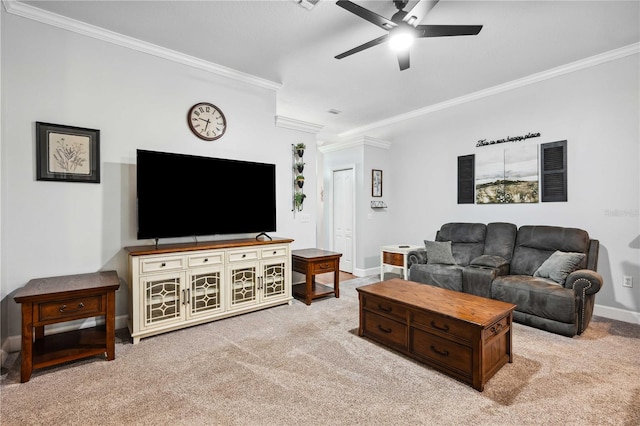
[13,271,120,382]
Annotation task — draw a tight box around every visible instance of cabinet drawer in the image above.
[228,249,259,263]
[188,252,224,268]
[261,246,287,258]
[141,256,184,274]
[363,311,407,349]
[412,310,473,342]
[38,295,103,322]
[410,328,472,376]
[313,260,336,274]
[362,294,408,323]
[383,252,404,267]
[483,316,510,341]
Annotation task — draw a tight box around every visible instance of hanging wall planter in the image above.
[295,143,306,158]
[296,161,305,174]
[294,192,307,212]
[296,175,305,188]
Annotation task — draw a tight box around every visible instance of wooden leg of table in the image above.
[34,325,44,340]
[334,267,340,299]
[20,303,34,383]
[106,290,116,361]
[305,267,313,306]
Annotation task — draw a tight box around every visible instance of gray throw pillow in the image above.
[534,250,586,285]
[424,240,456,265]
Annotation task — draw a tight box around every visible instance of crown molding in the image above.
[339,42,640,138]
[274,116,323,134]
[2,0,282,91]
[319,136,391,153]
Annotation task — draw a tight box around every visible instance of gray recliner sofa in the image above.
[407,223,603,337]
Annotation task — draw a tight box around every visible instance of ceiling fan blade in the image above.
[336,0,397,30]
[403,0,439,26]
[416,24,483,37]
[335,34,389,59]
[397,50,410,71]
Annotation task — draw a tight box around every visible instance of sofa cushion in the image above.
[409,264,464,292]
[534,251,586,285]
[470,255,509,269]
[436,223,486,266]
[424,240,456,265]
[484,222,517,261]
[510,226,589,275]
[492,275,576,324]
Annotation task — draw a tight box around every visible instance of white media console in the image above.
[126,237,293,344]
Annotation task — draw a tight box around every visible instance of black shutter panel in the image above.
[458,154,475,204]
[541,140,567,202]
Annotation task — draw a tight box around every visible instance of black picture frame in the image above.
[372,169,382,197]
[36,122,100,183]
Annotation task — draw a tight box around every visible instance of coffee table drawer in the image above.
[363,311,407,350]
[412,310,473,342]
[410,328,472,376]
[362,294,408,322]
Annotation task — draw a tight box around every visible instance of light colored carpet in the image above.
[1,276,639,425]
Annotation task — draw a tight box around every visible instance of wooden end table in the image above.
[13,271,120,383]
[291,249,342,305]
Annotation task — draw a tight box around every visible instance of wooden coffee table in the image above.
[357,278,516,391]
[292,248,342,305]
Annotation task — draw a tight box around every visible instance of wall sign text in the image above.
[476,132,541,147]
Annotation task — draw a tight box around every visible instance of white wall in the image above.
[0,11,317,345]
[381,54,639,321]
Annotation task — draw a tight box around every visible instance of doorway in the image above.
[332,167,355,273]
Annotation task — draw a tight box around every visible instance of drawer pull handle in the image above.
[242,254,246,258]
[204,258,208,262]
[273,251,277,255]
[321,263,329,268]
[490,323,504,335]
[59,302,84,313]
[430,321,449,332]
[430,345,449,357]
[160,263,166,267]
[377,325,392,333]
[378,304,392,313]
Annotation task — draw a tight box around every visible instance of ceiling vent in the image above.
[296,0,320,10]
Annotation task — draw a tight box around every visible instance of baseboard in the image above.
[353,266,380,278]
[3,314,130,354]
[593,304,640,325]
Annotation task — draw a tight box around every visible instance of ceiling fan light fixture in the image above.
[389,27,414,51]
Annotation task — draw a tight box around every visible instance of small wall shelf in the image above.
[371,201,387,209]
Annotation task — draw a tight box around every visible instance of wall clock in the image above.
[187,102,227,141]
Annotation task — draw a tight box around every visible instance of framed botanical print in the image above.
[372,169,382,197]
[36,122,100,183]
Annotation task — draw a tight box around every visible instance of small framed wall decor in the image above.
[372,169,382,197]
[36,122,100,183]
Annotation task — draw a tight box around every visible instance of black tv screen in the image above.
[136,150,276,240]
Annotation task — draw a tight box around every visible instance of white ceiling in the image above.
[17,0,640,142]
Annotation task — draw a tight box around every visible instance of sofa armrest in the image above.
[469,255,510,275]
[565,269,603,295]
[407,249,427,270]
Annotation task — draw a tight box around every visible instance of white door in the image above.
[332,168,354,273]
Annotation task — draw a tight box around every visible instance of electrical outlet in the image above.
[623,276,633,288]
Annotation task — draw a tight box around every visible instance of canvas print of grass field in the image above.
[476,145,539,204]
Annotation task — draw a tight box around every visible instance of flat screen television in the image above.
[136,149,276,240]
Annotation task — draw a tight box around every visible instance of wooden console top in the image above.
[126,236,294,256]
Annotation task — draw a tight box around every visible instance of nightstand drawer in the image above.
[38,295,103,322]
[382,252,404,267]
[313,260,336,274]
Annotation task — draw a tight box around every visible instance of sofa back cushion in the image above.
[483,222,517,261]
[510,226,590,276]
[436,223,486,266]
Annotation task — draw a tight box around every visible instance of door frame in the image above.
[330,164,356,274]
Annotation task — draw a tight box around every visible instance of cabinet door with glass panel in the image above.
[186,250,225,319]
[140,271,186,330]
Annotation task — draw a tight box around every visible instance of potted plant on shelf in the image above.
[296,174,305,188]
[295,143,306,157]
[295,161,305,173]
[294,192,306,211]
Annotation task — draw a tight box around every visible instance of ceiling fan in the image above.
[335,0,482,71]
